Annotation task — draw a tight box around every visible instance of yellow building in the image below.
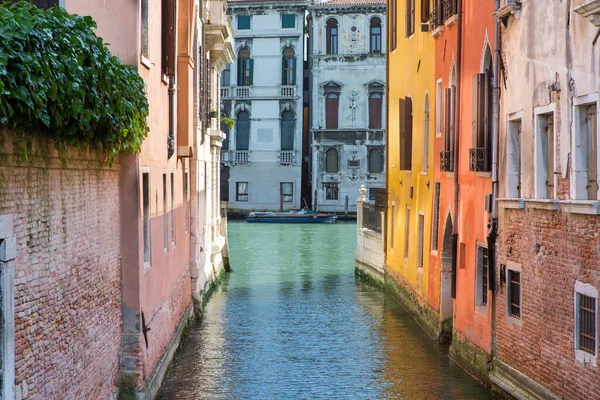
[386,0,440,339]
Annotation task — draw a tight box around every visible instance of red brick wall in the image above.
[0,133,122,399]
[496,207,600,400]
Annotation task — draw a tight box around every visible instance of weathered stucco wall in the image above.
[0,131,122,399]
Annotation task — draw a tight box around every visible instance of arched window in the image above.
[326,148,339,173]
[282,47,296,85]
[281,110,295,150]
[326,18,338,55]
[221,64,231,87]
[370,17,382,54]
[236,111,250,150]
[326,93,339,129]
[368,148,384,173]
[221,112,230,150]
[237,48,253,87]
[369,93,383,129]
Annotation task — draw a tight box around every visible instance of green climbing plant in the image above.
[0,1,149,163]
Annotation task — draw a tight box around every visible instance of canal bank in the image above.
[158,222,490,399]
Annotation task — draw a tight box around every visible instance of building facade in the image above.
[223,0,308,212]
[309,0,386,213]
[493,1,600,398]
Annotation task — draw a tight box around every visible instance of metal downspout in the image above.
[489,0,501,359]
[451,0,463,299]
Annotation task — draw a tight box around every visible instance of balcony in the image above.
[236,87,250,98]
[574,0,600,26]
[205,0,234,65]
[281,86,296,98]
[220,150,231,163]
[469,148,491,172]
[431,0,458,31]
[440,150,454,172]
[220,87,229,99]
[278,150,295,165]
[233,150,251,164]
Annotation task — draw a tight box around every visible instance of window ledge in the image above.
[505,315,523,327]
[524,199,560,211]
[476,171,492,178]
[141,56,152,70]
[574,0,600,27]
[444,14,458,27]
[497,198,525,209]
[561,200,600,215]
[493,2,522,20]
[432,25,444,38]
[575,349,597,367]
[475,304,488,316]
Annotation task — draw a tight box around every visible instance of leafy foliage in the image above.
[221,116,235,130]
[0,1,149,162]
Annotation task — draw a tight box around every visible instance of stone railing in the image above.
[355,184,385,282]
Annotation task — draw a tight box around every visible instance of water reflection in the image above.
[158,222,490,399]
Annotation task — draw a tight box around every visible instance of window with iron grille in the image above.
[325,183,339,200]
[508,270,521,318]
[577,293,597,355]
[476,244,489,307]
[236,182,249,202]
[470,71,492,172]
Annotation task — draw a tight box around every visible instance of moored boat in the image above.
[246,212,336,223]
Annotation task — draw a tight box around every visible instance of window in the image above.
[163,172,168,251]
[417,213,424,268]
[237,48,253,87]
[368,148,384,173]
[399,97,413,170]
[404,207,410,259]
[281,183,293,202]
[390,0,397,50]
[441,85,456,172]
[143,171,151,264]
[236,111,250,151]
[184,171,189,234]
[574,101,599,200]
[535,111,555,199]
[369,93,383,129]
[577,292,597,355]
[20,0,59,9]
[325,148,339,173]
[170,172,175,245]
[436,80,442,135]
[282,47,296,85]
[508,270,521,318]
[281,111,295,151]
[326,18,338,55]
[476,244,489,307]
[236,182,249,202]
[431,182,440,251]
[406,0,415,37]
[325,183,339,200]
[421,0,430,22]
[423,93,430,173]
[369,188,377,201]
[221,64,231,87]
[507,118,522,198]
[238,15,251,30]
[370,17,382,53]
[470,71,492,172]
[282,14,295,28]
[326,93,339,129]
[161,0,176,76]
[141,0,149,59]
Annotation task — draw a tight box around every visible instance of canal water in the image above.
[158,222,490,399]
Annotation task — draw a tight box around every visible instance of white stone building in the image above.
[308,0,386,213]
[222,0,309,212]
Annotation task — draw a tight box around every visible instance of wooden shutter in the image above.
[369,95,383,129]
[326,96,338,129]
[472,74,481,148]
[444,88,451,152]
[399,97,413,170]
[291,59,296,85]
[281,111,295,150]
[421,0,430,23]
[236,112,250,150]
[248,59,254,85]
[237,59,244,86]
[399,98,406,168]
[405,97,413,169]
[391,0,397,50]
[162,0,176,76]
[450,85,456,152]
[482,70,491,152]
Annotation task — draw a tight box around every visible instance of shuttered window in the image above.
[282,14,295,28]
[162,0,176,76]
[282,47,296,85]
[236,111,250,150]
[238,16,251,30]
[237,48,253,86]
[326,94,339,129]
[406,0,415,37]
[399,97,413,170]
[471,72,492,171]
[325,148,339,173]
[368,148,384,173]
[421,0,430,22]
[281,111,295,151]
[390,0,397,50]
[369,93,383,129]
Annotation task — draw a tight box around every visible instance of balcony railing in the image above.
[220,87,229,98]
[234,150,250,163]
[362,203,384,234]
[220,150,231,163]
[440,150,454,172]
[431,0,458,29]
[469,148,491,172]
[281,86,296,98]
[236,87,250,98]
[278,150,295,165]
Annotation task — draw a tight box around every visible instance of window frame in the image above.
[325,93,339,129]
[325,147,339,173]
[534,105,556,200]
[475,242,489,313]
[572,93,600,201]
[574,281,598,365]
[326,18,339,55]
[237,48,253,87]
[405,0,415,37]
[505,262,522,324]
[506,112,523,199]
[235,110,250,151]
[324,182,339,200]
[431,182,440,251]
[368,147,384,174]
[236,182,249,202]
[142,169,151,267]
[369,93,383,129]
[370,17,382,54]
[282,47,296,86]
[280,182,294,202]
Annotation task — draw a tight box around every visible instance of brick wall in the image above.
[496,207,600,400]
[0,132,122,399]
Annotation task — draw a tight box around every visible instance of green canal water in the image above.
[158,222,491,399]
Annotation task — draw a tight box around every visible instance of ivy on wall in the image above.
[0,1,149,162]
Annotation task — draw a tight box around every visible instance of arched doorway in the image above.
[440,213,454,341]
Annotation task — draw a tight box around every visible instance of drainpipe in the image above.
[168,76,176,159]
[451,0,463,299]
[489,0,501,359]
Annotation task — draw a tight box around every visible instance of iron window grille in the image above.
[325,183,339,200]
[508,270,521,318]
[469,147,491,172]
[440,150,453,172]
[481,247,489,305]
[578,293,596,355]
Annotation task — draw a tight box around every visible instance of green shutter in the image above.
[282,14,295,28]
[249,59,254,85]
[237,59,243,86]
[238,16,250,30]
[291,59,296,85]
[282,58,286,85]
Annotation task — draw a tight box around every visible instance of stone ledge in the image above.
[560,200,600,215]
[497,198,525,209]
[524,199,560,211]
[490,359,560,400]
